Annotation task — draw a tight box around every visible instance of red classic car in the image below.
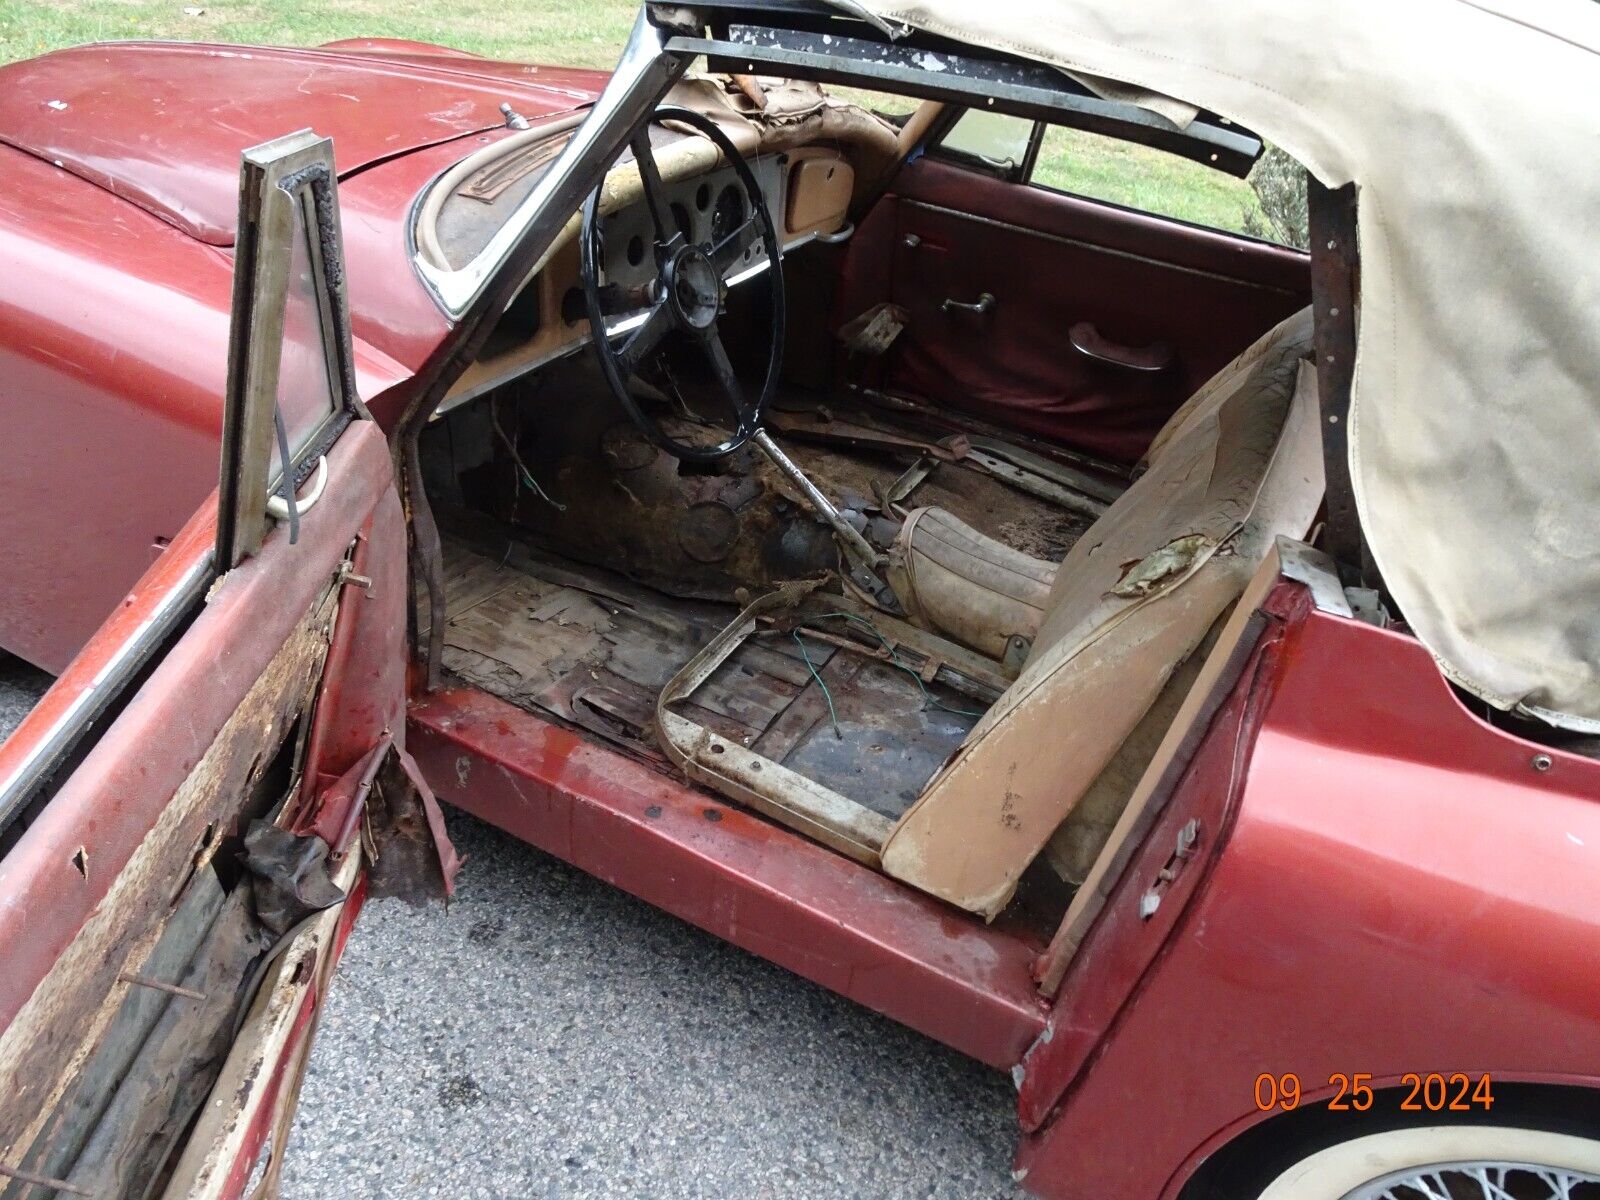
[2,2,1598,1197]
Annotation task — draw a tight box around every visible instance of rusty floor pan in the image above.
[439,536,982,820]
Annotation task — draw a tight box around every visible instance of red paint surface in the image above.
[0,145,414,669]
[0,498,216,794]
[0,420,399,1028]
[0,44,602,670]
[407,686,1051,1070]
[1014,602,1600,1199]
[297,486,410,800]
[336,132,509,379]
[0,41,604,245]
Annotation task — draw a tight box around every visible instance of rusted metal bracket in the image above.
[335,561,373,593]
[0,1163,95,1197]
[117,973,208,1002]
[1307,178,1373,585]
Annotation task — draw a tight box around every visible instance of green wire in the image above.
[792,630,842,739]
[515,463,564,510]
[808,612,986,719]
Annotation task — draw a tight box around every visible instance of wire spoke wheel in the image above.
[1251,1127,1600,1200]
[1351,1162,1600,1200]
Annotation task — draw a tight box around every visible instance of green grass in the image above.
[0,0,640,68]
[0,0,1301,246]
[1033,125,1278,241]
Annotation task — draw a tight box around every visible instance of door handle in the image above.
[266,455,328,521]
[942,292,995,317]
[1069,321,1173,372]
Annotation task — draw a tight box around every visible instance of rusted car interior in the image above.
[409,69,1315,928]
[9,3,1597,1195]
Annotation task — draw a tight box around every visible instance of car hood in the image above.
[0,41,607,246]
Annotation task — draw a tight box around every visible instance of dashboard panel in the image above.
[437,145,853,415]
[597,155,784,293]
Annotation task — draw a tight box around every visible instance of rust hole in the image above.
[708,743,725,755]
[644,805,663,819]
[71,847,89,881]
[703,808,723,823]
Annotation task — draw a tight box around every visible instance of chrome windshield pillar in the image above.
[415,9,691,316]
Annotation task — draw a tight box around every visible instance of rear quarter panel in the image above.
[1015,604,1600,1198]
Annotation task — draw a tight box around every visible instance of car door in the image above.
[0,133,452,1200]
[844,108,1312,464]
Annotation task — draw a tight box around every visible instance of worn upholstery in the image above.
[887,506,1057,662]
[880,308,1322,917]
[839,0,1600,730]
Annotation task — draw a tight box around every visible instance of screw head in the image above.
[1532,753,1554,773]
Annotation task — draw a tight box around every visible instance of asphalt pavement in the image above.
[0,655,50,740]
[279,811,1024,1199]
[0,660,1025,1199]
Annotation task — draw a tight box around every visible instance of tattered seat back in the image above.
[880,308,1322,917]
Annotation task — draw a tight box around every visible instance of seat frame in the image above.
[654,582,1010,866]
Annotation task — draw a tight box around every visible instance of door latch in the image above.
[942,292,996,317]
[1139,818,1202,919]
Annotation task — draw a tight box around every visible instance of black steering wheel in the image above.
[580,106,786,462]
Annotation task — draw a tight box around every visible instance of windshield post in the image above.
[414,8,693,316]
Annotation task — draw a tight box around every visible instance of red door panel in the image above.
[862,157,1310,463]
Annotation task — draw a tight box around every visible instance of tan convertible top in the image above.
[837,0,1600,729]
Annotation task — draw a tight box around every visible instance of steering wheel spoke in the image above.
[581,106,786,463]
[596,279,654,316]
[700,327,749,428]
[613,297,675,377]
[710,212,762,277]
[630,131,676,252]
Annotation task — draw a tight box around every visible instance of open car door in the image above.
[0,133,453,1200]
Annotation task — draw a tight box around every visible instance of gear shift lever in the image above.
[751,430,900,610]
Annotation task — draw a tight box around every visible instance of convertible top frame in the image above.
[664,8,1263,175]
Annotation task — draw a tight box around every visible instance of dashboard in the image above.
[434,142,855,416]
[597,155,783,294]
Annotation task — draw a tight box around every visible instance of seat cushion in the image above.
[880,308,1320,917]
[886,506,1057,662]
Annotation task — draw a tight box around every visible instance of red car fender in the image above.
[1013,600,1600,1199]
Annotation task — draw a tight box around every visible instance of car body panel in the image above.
[0,130,456,671]
[408,684,1052,1070]
[1013,600,1600,1198]
[0,41,606,246]
[336,130,515,378]
[0,418,412,1195]
[0,42,608,672]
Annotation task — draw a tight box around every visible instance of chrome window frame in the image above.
[217,129,362,568]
